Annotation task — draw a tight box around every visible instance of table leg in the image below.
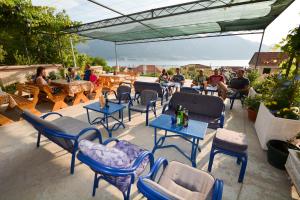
[73,92,89,105]
[152,128,157,153]
[105,114,112,137]
[191,138,200,168]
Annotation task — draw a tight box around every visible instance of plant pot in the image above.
[266,140,289,170]
[247,108,257,122]
[254,103,300,150]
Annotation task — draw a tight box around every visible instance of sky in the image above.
[32,0,300,46]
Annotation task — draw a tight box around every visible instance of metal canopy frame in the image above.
[66,0,278,45]
[64,0,293,67]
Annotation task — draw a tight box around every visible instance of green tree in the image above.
[0,0,87,66]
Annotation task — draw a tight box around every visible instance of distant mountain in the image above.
[77,36,271,65]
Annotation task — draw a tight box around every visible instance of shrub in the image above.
[47,71,61,80]
[244,95,262,112]
[246,69,260,86]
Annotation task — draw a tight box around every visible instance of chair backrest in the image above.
[117,85,131,100]
[134,81,163,96]
[169,92,224,118]
[22,110,73,151]
[17,83,40,105]
[180,87,199,94]
[140,90,158,106]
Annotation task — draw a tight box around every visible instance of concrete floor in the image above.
[0,87,293,200]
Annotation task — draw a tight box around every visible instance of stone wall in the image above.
[0,64,61,86]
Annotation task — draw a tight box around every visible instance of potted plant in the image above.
[267,133,300,170]
[244,95,262,122]
[254,27,300,149]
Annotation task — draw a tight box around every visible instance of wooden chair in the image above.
[10,83,41,115]
[0,114,12,126]
[41,85,68,111]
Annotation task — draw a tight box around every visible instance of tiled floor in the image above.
[0,80,292,200]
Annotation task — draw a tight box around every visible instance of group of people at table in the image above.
[157,67,250,99]
[33,63,249,101]
[33,64,103,94]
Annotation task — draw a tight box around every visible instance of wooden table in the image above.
[51,80,92,105]
[0,92,16,125]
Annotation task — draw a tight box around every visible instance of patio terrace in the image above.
[0,77,292,200]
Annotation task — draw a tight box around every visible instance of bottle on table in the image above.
[176,105,183,126]
[183,108,189,127]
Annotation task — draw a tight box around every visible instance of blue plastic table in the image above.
[84,102,126,137]
[149,114,208,167]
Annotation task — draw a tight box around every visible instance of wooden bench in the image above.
[0,114,12,126]
[10,83,41,115]
[41,85,68,111]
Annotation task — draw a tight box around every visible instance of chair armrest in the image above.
[131,151,154,171]
[77,150,154,179]
[144,157,168,180]
[76,127,102,144]
[102,137,120,145]
[41,112,63,119]
[162,104,169,113]
[212,179,223,200]
[146,100,157,110]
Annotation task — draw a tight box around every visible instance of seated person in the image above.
[171,68,185,91]
[35,66,60,94]
[67,67,81,80]
[83,64,91,81]
[157,69,169,83]
[35,66,49,86]
[218,69,250,100]
[89,69,100,86]
[208,69,224,86]
[192,69,208,87]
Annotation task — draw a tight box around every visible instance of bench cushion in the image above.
[163,110,221,129]
[22,111,97,152]
[213,128,248,153]
[168,93,224,118]
[158,161,214,200]
[52,116,97,141]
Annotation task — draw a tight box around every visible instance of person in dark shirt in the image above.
[171,68,185,92]
[83,64,91,81]
[219,69,250,99]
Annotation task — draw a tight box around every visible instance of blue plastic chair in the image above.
[77,138,154,200]
[22,110,102,174]
[128,90,158,126]
[137,158,224,200]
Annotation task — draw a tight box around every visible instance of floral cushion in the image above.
[79,140,149,192]
[79,140,131,168]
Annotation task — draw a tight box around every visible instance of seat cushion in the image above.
[79,140,131,168]
[158,161,215,200]
[130,104,147,112]
[79,140,150,192]
[143,179,183,200]
[213,128,248,153]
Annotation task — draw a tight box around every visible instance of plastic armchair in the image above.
[137,158,224,200]
[77,141,154,200]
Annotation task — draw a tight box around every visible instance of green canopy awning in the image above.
[67,0,295,44]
